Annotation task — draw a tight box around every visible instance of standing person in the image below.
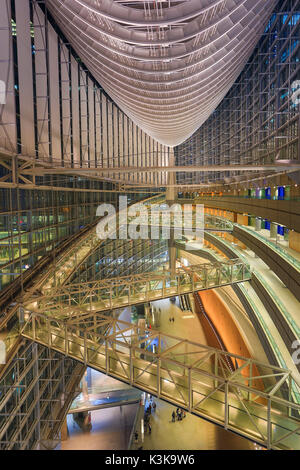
[148,402,152,414]
[148,423,152,434]
[176,407,180,420]
[172,410,176,422]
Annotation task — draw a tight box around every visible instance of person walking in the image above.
[176,407,180,420]
[152,401,156,413]
[148,423,152,434]
[172,410,176,422]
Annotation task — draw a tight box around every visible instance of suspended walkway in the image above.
[20,311,300,450]
[24,260,251,319]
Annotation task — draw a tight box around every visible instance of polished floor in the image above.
[141,397,257,450]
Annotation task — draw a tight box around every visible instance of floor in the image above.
[141,397,255,450]
[150,297,207,346]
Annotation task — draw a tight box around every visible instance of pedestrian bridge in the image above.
[37,201,233,292]
[25,260,251,319]
[20,311,300,450]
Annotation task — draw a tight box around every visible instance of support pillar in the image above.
[60,417,69,441]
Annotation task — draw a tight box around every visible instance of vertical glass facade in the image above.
[175,0,300,187]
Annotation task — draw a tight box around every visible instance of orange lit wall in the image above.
[196,289,263,392]
[289,230,300,254]
[237,214,248,226]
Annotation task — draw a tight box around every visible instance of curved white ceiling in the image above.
[46,0,277,147]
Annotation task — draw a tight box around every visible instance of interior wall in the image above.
[289,230,300,254]
[197,289,263,391]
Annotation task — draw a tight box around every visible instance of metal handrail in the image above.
[26,260,251,318]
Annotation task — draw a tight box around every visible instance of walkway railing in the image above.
[26,260,251,319]
[234,224,300,271]
[21,312,300,450]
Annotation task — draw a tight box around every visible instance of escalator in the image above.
[179,294,192,312]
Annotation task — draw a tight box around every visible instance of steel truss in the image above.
[21,311,300,450]
[24,260,251,319]
[2,153,298,190]
[0,153,166,191]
